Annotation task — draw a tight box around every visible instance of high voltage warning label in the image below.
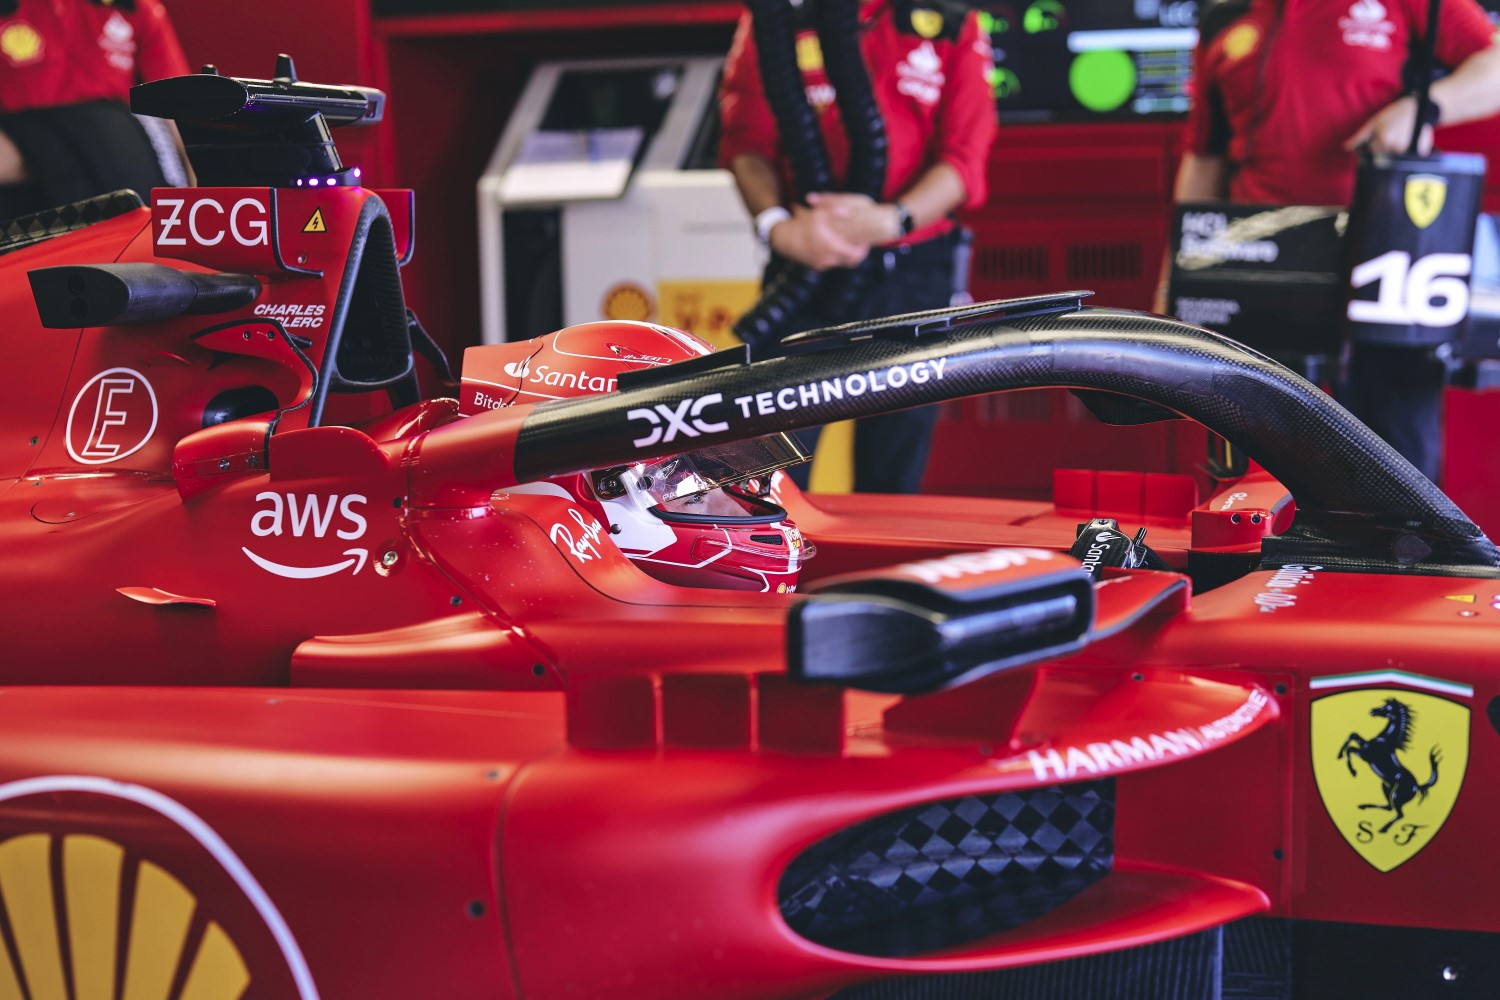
[303,208,327,233]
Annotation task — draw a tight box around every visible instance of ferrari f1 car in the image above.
[0,61,1495,1000]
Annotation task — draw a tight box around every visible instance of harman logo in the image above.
[902,547,1054,585]
[1310,672,1471,872]
[626,394,729,448]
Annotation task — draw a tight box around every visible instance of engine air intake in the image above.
[778,781,1114,957]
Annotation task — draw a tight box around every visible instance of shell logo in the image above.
[0,776,318,1000]
[0,21,43,67]
[0,833,249,1000]
[601,283,654,323]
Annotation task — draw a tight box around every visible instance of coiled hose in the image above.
[734,0,832,351]
[813,0,888,323]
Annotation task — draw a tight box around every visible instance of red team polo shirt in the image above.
[1187,0,1498,205]
[0,0,188,112]
[719,0,997,245]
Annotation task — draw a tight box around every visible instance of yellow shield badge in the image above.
[911,8,945,39]
[1404,174,1447,230]
[1310,677,1470,872]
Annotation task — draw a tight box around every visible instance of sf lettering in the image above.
[1347,250,1471,328]
[157,197,270,248]
[1354,820,1428,847]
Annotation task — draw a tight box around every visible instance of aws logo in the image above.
[243,492,370,580]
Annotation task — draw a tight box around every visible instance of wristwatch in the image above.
[893,202,916,237]
[754,206,791,248]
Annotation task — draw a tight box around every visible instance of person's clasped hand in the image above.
[1344,94,1436,155]
[768,199,871,271]
[806,192,905,246]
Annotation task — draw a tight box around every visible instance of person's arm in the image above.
[1155,27,1232,315]
[807,10,996,247]
[0,129,28,185]
[1346,0,1500,153]
[808,162,968,245]
[719,15,866,271]
[726,151,868,269]
[133,0,191,81]
[1154,152,1230,312]
[1345,45,1500,153]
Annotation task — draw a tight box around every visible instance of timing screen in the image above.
[979,0,1199,120]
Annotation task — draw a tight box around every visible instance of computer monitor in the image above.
[976,0,1198,121]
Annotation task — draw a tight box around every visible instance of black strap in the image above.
[1408,0,1443,153]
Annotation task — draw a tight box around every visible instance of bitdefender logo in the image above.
[626,394,729,448]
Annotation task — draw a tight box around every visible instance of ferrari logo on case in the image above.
[1311,682,1469,872]
[302,207,327,233]
[911,8,944,38]
[1404,174,1447,229]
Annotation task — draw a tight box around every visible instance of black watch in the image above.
[894,202,916,237]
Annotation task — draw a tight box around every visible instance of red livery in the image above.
[0,62,1494,1000]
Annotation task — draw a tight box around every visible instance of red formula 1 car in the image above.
[0,63,1496,1000]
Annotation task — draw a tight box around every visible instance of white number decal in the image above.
[1347,250,1472,328]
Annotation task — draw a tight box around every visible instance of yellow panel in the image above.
[121,861,196,1000]
[0,834,67,1000]
[177,922,250,1000]
[0,929,24,1000]
[808,419,854,494]
[656,279,762,353]
[64,835,124,1000]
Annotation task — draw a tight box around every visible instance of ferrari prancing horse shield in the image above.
[1311,688,1469,872]
[1404,174,1447,230]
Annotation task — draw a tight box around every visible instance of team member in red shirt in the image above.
[719,0,997,493]
[0,0,191,219]
[1162,0,1500,482]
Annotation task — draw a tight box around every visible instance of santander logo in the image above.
[1340,0,1394,48]
[503,359,531,379]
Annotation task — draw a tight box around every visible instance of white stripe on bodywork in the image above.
[0,775,319,999]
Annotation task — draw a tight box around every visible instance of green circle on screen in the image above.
[1069,50,1135,113]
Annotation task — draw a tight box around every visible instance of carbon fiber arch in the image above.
[512,305,1499,576]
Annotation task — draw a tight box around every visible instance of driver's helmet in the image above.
[460,321,815,592]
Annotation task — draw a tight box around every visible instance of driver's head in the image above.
[460,321,815,592]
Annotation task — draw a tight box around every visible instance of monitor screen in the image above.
[975,0,1199,121]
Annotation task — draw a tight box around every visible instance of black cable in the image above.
[735,0,834,351]
[1408,0,1443,154]
[814,0,888,323]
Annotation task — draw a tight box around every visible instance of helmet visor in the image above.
[601,433,808,509]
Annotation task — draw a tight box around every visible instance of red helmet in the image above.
[461,322,815,592]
